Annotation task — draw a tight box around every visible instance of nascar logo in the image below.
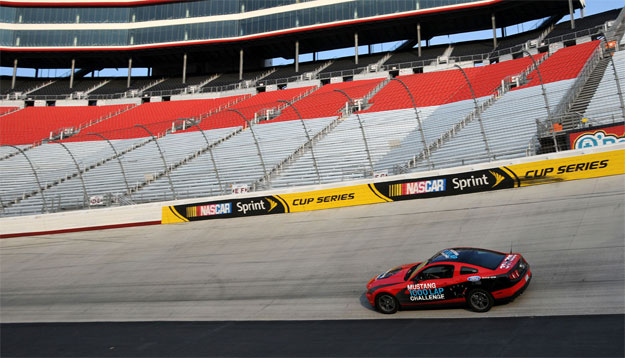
[186,203,232,218]
[389,179,446,197]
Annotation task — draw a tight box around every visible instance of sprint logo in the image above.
[490,171,505,188]
[266,198,278,213]
[452,171,506,191]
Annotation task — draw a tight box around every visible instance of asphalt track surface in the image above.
[1,175,624,356]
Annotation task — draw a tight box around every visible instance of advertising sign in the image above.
[569,124,625,150]
[162,149,624,224]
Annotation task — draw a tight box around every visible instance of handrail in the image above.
[551,40,604,118]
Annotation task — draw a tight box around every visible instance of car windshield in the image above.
[404,261,429,281]
[429,248,506,270]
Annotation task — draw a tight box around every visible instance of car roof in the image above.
[429,248,507,271]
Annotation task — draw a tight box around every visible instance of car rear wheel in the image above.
[375,293,399,314]
[467,289,494,312]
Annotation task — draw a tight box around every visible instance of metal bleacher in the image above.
[2,18,624,217]
[583,50,625,125]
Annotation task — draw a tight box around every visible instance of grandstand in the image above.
[1,1,624,216]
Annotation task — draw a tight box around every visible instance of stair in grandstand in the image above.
[251,80,395,188]
[1,97,248,210]
[374,53,392,68]
[123,94,292,198]
[360,77,391,111]
[252,115,342,190]
[561,56,611,129]
[550,43,605,131]
[0,104,137,162]
[139,78,166,93]
[309,60,333,79]
[1,135,157,210]
[81,79,111,97]
[122,125,244,199]
[395,73,517,172]
[606,7,625,46]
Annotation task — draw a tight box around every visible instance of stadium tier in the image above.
[270,79,385,122]
[521,40,601,88]
[0,104,134,146]
[365,54,545,112]
[1,2,623,217]
[192,86,317,130]
[63,96,246,142]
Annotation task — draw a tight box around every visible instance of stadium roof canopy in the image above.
[1,0,584,71]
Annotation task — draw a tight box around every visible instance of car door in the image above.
[399,264,456,306]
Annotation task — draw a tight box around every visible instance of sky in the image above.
[1,0,623,77]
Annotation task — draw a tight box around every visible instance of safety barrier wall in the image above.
[1,144,623,238]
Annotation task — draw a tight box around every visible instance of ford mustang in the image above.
[366,248,531,313]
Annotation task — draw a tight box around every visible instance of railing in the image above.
[551,40,604,119]
[540,24,607,46]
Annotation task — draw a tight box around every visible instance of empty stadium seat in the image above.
[270,79,385,122]
[0,104,135,145]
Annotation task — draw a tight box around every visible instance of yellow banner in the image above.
[508,149,625,187]
[275,184,390,213]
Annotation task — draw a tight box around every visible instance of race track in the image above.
[1,175,624,323]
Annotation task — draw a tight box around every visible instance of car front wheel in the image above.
[466,288,494,312]
[375,293,399,314]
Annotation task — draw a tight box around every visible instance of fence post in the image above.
[50,141,89,208]
[86,133,132,200]
[277,99,322,184]
[227,109,269,188]
[333,89,374,176]
[390,77,432,170]
[522,50,557,152]
[454,64,493,160]
[134,124,177,199]
[183,119,225,194]
[3,145,49,213]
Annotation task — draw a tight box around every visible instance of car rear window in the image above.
[430,249,506,270]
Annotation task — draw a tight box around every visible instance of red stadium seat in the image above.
[0,104,134,145]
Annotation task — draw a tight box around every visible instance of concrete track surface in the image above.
[1,175,624,323]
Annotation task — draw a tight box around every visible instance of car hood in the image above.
[368,262,421,287]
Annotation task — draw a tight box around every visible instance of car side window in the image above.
[417,265,454,280]
[460,266,478,275]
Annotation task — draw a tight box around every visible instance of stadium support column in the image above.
[239,49,244,81]
[491,13,497,49]
[70,59,76,89]
[568,0,576,29]
[295,40,299,73]
[11,59,17,90]
[127,58,132,88]
[417,23,422,57]
[354,32,359,65]
[182,53,187,84]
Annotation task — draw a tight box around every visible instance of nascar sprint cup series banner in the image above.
[162,148,624,224]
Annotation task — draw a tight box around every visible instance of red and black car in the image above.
[366,248,531,314]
